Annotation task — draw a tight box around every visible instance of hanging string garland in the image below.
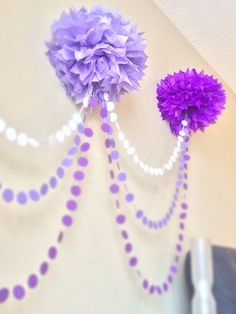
[0,128,81,205]
[101,107,190,294]
[0,5,226,305]
[105,115,189,233]
[0,124,92,303]
[0,110,83,147]
[113,117,185,175]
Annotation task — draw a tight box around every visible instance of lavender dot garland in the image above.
[156,69,226,135]
[46,6,147,104]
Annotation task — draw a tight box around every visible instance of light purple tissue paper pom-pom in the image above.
[46,6,147,104]
[156,69,226,135]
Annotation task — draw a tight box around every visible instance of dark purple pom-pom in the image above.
[156,69,226,135]
[46,6,147,104]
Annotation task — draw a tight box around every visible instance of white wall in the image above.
[154,0,236,94]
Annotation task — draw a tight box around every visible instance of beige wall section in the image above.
[154,0,236,94]
[0,1,235,314]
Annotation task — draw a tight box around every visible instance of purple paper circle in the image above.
[57,167,65,179]
[170,265,178,274]
[100,108,108,118]
[180,213,187,219]
[73,171,84,181]
[77,123,84,134]
[118,172,127,182]
[181,202,188,210]
[143,280,149,290]
[105,139,111,148]
[68,147,78,156]
[168,274,173,284]
[28,274,38,289]
[13,285,25,300]
[90,97,98,108]
[49,176,57,189]
[66,200,77,211]
[78,157,88,167]
[109,184,119,194]
[81,142,90,152]
[62,158,73,167]
[136,210,143,219]
[48,247,57,260]
[125,193,134,202]
[71,185,81,196]
[62,215,73,227]
[121,230,129,239]
[74,135,81,146]
[40,262,49,275]
[3,189,14,202]
[17,192,28,205]
[129,257,138,267]
[176,244,182,252]
[111,150,119,160]
[163,282,169,292]
[125,243,132,253]
[0,288,9,303]
[29,190,40,202]
[116,214,126,225]
[84,128,93,137]
[101,123,111,133]
[40,183,48,196]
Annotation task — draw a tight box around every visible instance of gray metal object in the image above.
[191,238,217,314]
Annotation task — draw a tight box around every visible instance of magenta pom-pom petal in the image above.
[156,69,226,135]
[47,6,147,104]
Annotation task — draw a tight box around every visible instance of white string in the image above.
[0,98,89,148]
[106,100,188,176]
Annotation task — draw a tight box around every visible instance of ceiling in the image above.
[153,0,236,94]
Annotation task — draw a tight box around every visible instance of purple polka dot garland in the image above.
[0,132,86,206]
[0,120,92,304]
[118,147,188,232]
[102,116,191,297]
